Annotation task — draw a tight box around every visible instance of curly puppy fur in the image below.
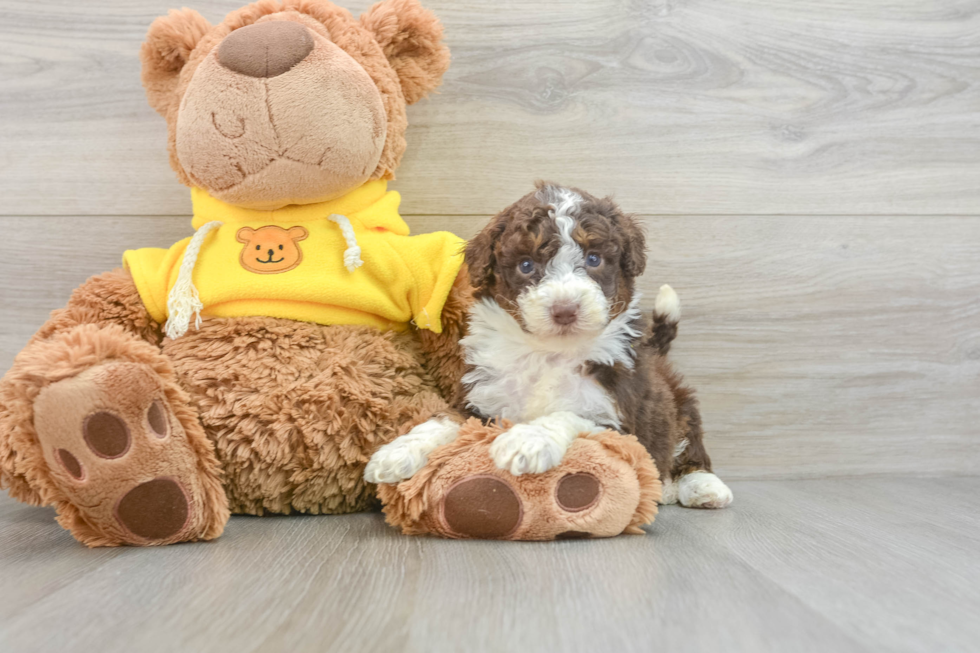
[462,183,723,493]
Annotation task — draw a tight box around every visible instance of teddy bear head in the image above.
[141,0,449,210]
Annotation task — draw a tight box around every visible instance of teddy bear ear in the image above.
[140,8,212,117]
[360,0,451,105]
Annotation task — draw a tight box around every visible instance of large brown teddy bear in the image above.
[0,0,659,546]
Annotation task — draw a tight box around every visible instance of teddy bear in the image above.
[0,0,661,547]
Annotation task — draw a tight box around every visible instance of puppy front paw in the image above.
[365,440,430,484]
[365,417,461,484]
[489,424,568,476]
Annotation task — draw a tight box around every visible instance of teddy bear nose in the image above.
[217,21,315,78]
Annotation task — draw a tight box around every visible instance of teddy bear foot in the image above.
[377,419,662,540]
[33,362,227,546]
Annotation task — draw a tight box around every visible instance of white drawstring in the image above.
[164,220,223,339]
[327,214,363,272]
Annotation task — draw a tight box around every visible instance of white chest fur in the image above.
[461,298,642,429]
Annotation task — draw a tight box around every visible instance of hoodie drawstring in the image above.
[165,220,223,339]
[327,214,363,272]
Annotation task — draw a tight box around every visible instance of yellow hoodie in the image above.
[123,181,465,336]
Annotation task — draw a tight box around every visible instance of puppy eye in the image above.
[518,258,535,274]
[586,253,602,267]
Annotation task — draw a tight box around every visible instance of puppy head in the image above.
[466,182,646,338]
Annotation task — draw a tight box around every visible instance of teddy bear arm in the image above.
[32,268,163,348]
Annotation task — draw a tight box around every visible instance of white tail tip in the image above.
[654,284,681,322]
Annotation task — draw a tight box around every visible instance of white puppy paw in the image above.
[678,471,733,509]
[489,423,568,476]
[364,440,429,484]
[364,418,459,484]
[659,477,679,505]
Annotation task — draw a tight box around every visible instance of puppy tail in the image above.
[647,284,680,355]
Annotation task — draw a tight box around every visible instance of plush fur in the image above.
[141,0,450,208]
[377,418,661,540]
[0,0,461,547]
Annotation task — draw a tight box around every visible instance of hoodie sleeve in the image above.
[122,239,190,325]
[395,231,466,333]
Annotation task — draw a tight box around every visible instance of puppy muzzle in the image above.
[518,273,609,336]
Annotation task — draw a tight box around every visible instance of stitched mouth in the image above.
[256,256,285,264]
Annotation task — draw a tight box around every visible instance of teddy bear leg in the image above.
[377,419,662,540]
[0,325,229,546]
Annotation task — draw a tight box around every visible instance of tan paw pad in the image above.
[33,363,210,545]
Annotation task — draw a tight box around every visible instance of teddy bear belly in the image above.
[161,315,444,515]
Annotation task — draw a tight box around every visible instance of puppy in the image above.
[365,183,732,508]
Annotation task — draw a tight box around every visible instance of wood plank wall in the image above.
[1,0,978,479]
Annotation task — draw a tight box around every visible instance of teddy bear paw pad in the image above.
[33,362,210,545]
[555,472,601,512]
[432,468,614,540]
[442,476,523,539]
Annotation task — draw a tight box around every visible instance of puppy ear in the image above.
[288,226,309,242]
[615,212,647,278]
[464,214,508,294]
[140,8,212,117]
[360,0,451,104]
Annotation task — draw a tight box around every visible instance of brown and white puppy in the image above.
[366,183,732,508]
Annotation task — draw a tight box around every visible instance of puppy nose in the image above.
[550,303,579,326]
[217,21,314,78]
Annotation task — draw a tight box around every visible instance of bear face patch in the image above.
[236,226,308,274]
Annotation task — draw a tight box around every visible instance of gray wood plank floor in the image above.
[1,478,977,653]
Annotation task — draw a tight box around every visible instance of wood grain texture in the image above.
[2,479,979,653]
[2,214,977,479]
[1,0,979,216]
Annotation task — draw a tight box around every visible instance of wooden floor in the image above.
[1,477,977,653]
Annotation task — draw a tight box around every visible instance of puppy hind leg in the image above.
[677,471,733,509]
[671,390,733,509]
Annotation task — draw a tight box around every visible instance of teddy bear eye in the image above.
[279,244,283,250]
[256,245,260,250]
